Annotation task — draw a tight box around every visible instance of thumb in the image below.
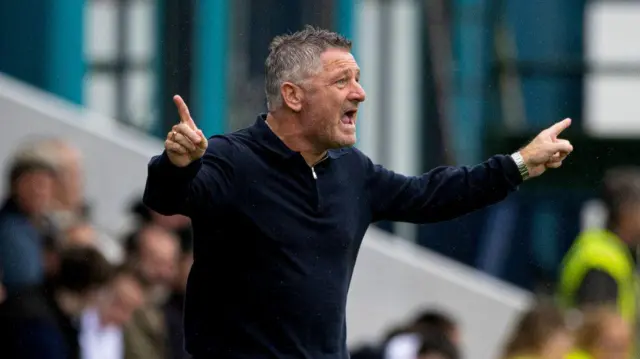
[550,139,573,154]
[197,129,207,149]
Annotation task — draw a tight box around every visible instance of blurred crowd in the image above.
[351,299,633,359]
[0,138,193,359]
[0,137,639,359]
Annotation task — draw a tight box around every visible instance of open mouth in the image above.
[341,109,358,125]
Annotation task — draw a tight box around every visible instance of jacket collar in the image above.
[248,114,348,160]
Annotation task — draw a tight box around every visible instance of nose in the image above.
[349,82,366,103]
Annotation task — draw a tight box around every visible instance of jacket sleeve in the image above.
[143,136,236,217]
[367,154,522,223]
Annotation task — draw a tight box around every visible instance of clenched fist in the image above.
[165,95,208,167]
[520,118,574,178]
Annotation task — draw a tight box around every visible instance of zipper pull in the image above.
[311,166,317,179]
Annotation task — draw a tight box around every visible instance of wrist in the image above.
[511,151,530,181]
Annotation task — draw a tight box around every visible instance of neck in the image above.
[265,112,327,166]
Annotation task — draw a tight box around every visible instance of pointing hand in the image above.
[519,118,574,178]
[165,95,208,167]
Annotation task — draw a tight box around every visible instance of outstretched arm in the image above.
[369,118,573,223]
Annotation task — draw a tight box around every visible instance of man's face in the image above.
[15,170,55,216]
[299,48,366,149]
[139,229,178,286]
[99,275,144,327]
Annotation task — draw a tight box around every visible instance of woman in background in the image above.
[501,302,574,359]
[566,307,632,359]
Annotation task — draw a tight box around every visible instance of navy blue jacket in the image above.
[143,114,522,359]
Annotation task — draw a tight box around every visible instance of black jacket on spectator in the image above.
[143,114,522,359]
[0,282,79,359]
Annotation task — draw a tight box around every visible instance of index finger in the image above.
[173,95,196,129]
[547,118,572,137]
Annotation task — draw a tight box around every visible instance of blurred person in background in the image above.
[41,219,98,281]
[123,224,179,359]
[566,307,632,359]
[144,25,574,359]
[63,218,99,247]
[164,233,194,359]
[416,332,459,359]
[17,137,126,264]
[384,310,459,359]
[500,302,573,359]
[0,246,112,359]
[0,151,57,294]
[17,137,86,218]
[127,197,193,251]
[79,266,145,359]
[558,167,640,330]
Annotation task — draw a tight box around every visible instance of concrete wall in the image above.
[0,73,531,359]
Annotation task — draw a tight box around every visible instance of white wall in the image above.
[0,73,531,359]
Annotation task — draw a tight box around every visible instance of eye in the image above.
[336,78,348,86]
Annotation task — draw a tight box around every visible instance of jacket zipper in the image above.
[310,155,328,180]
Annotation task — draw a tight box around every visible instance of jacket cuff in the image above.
[156,151,202,179]
[502,154,524,187]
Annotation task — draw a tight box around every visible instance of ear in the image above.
[281,82,303,112]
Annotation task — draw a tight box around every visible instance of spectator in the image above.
[123,224,179,359]
[16,138,85,216]
[16,138,127,264]
[0,153,57,294]
[417,332,459,359]
[384,309,459,359]
[500,302,573,359]
[412,310,460,345]
[79,266,145,359]
[558,167,640,328]
[566,307,632,359]
[126,198,192,253]
[0,246,112,359]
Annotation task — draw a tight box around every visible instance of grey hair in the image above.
[264,25,352,111]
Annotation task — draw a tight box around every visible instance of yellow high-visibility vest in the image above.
[565,350,592,359]
[558,229,636,326]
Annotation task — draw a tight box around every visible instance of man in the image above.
[15,138,86,216]
[79,266,145,359]
[0,152,57,294]
[123,224,179,359]
[558,167,640,328]
[143,26,573,358]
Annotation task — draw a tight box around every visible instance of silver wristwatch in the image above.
[511,151,530,181]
